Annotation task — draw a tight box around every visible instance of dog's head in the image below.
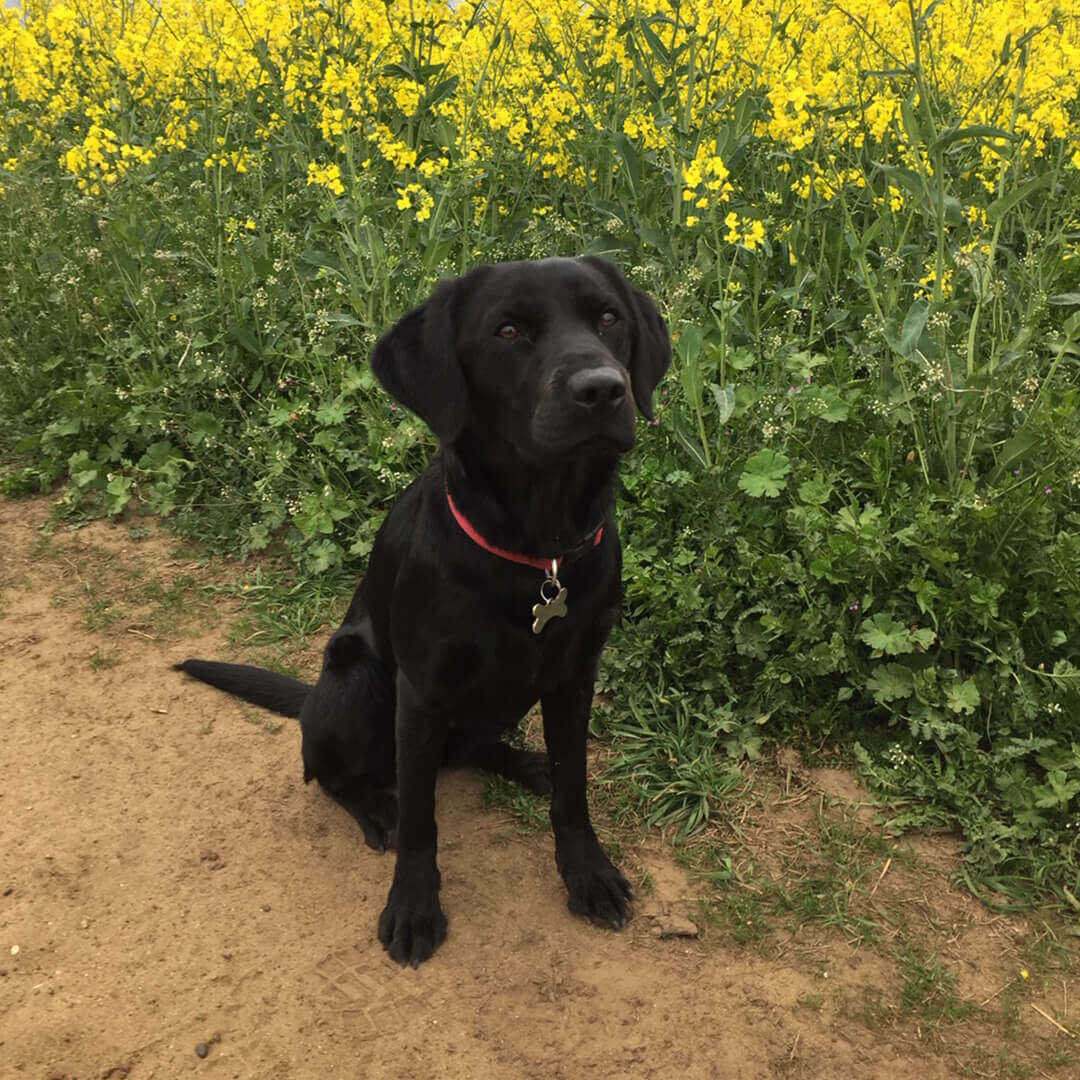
[371,257,670,461]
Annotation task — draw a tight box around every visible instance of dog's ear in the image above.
[625,284,672,420]
[579,257,671,419]
[370,279,466,443]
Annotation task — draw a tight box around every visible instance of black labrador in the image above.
[176,256,670,966]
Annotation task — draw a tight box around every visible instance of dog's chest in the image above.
[422,600,614,728]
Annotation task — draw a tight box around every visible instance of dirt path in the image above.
[0,497,1075,1079]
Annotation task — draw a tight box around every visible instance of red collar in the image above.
[445,485,603,572]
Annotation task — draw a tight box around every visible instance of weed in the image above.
[855,988,897,1031]
[84,596,124,632]
[205,566,353,650]
[897,944,977,1026]
[481,776,549,835]
[241,707,286,735]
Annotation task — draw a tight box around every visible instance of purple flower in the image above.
[389,403,398,411]
[848,602,860,612]
[1045,486,1052,495]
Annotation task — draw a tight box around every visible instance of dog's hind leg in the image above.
[299,621,399,851]
[453,741,552,795]
[315,779,398,852]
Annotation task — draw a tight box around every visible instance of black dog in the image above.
[176,256,670,966]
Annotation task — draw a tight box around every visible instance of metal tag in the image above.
[532,586,568,634]
[532,560,567,634]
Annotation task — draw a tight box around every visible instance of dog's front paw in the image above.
[562,857,633,930]
[377,884,447,967]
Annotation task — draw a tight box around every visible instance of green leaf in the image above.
[104,474,133,514]
[1033,771,1080,809]
[814,387,850,422]
[638,18,671,65]
[836,502,882,535]
[728,347,755,371]
[139,440,179,469]
[945,679,980,715]
[738,449,791,498]
[304,538,344,574]
[322,312,364,329]
[248,523,271,550]
[898,298,929,356]
[613,133,641,199]
[931,124,1018,154]
[798,476,832,505]
[986,174,1054,224]
[420,75,460,113]
[900,95,923,148]
[867,663,915,703]
[45,417,82,439]
[147,481,176,517]
[783,350,827,380]
[997,430,1039,473]
[72,467,100,488]
[188,412,223,446]
[230,324,261,357]
[709,383,735,424]
[299,249,345,276]
[859,613,910,655]
[315,399,347,427]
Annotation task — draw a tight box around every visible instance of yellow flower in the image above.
[741,219,766,251]
[396,182,434,223]
[307,161,345,196]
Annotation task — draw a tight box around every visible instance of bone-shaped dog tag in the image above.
[532,586,568,634]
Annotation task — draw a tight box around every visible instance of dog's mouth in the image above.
[569,427,636,455]
[528,408,637,461]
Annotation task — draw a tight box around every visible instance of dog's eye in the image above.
[599,310,619,329]
[497,323,519,341]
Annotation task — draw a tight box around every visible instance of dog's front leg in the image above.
[542,679,632,929]
[377,673,448,967]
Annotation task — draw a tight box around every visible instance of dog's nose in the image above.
[567,367,627,412]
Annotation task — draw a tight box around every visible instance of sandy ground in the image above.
[0,496,1075,1079]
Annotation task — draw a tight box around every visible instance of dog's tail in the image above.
[173,659,311,718]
